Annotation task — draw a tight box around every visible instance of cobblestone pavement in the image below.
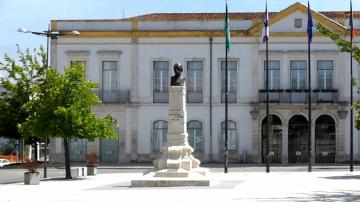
[1,169,360,201]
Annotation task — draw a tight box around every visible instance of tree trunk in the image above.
[21,139,25,163]
[63,138,72,179]
[34,142,38,161]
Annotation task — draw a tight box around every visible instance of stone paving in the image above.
[1,170,360,201]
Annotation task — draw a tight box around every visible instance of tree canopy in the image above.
[0,46,46,142]
[19,63,117,140]
[18,62,117,178]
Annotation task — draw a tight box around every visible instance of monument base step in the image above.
[131,171,210,187]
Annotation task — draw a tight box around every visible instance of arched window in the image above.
[221,121,237,151]
[153,120,167,152]
[187,120,203,151]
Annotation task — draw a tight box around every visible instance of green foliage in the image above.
[19,62,117,141]
[316,23,360,130]
[0,45,46,141]
[316,23,360,63]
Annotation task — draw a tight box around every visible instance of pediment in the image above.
[249,2,347,35]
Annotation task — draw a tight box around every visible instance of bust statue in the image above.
[170,63,185,86]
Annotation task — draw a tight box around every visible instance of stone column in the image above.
[336,118,346,162]
[251,119,261,163]
[167,86,188,147]
[311,123,316,164]
[282,123,288,164]
[125,107,132,161]
[152,86,204,176]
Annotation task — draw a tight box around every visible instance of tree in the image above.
[316,23,360,129]
[19,63,117,179]
[0,46,46,159]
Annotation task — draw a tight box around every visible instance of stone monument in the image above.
[131,63,209,187]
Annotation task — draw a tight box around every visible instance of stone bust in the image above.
[170,63,185,86]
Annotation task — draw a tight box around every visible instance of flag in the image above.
[224,1,231,52]
[263,1,269,42]
[307,1,313,42]
[350,0,356,39]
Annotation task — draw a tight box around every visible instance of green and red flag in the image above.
[350,0,356,39]
[224,0,231,52]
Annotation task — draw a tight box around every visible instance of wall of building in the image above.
[49,6,360,164]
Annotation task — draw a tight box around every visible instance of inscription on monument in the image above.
[169,111,184,121]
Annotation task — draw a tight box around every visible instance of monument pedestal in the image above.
[131,86,209,187]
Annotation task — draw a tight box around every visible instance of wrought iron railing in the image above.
[94,89,131,104]
[258,89,338,104]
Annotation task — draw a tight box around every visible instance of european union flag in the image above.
[307,1,313,42]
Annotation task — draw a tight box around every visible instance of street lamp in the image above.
[18,26,80,178]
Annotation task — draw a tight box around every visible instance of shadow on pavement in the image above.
[42,177,88,182]
[233,190,360,201]
[321,175,360,180]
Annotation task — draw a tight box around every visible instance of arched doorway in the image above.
[288,115,309,163]
[315,115,336,163]
[262,115,282,163]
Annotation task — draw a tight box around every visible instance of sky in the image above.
[0,0,359,67]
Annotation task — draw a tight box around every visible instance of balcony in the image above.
[258,89,338,104]
[221,92,237,103]
[313,89,338,103]
[94,89,131,104]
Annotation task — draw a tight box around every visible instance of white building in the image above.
[50,2,360,164]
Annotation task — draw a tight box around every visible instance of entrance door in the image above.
[100,138,119,164]
[315,115,336,163]
[288,115,309,163]
[262,115,282,163]
[69,139,87,162]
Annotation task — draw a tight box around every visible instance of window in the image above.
[294,18,302,28]
[221,61,237,103]
[187,61,203,103]
[221,121,237,151]
[290,60,307,89]
[153,121,167,152]
[317,60,333,89]
[70,60,87,69]
[264,60,280,89]
[153,61,169,103]
[187,121,203,151]
[102,61,118,103]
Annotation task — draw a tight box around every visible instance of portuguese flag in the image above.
[350,0,356,39]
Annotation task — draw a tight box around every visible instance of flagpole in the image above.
[266,33,270,173]
[263,0,270,173]
[350,0,354,172]
[307,1,312,173]
[224,0,229,174]
[225,44,229,174]
[308,37,312,173]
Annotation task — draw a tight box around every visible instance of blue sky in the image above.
[0,0,359,64]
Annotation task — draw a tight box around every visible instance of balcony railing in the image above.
[313,89,338,103]
[258,89,338,104]
[94,89,131,104]
[221,92,237,103]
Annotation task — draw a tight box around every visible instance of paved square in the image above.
[2,170,360,201]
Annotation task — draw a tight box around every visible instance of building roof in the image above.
[128,11,360,21]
